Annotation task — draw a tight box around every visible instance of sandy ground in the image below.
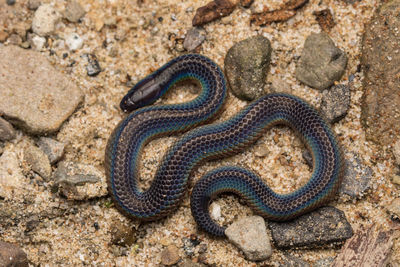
[3,0,399,266]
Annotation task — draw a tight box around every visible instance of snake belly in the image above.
[105,54,344,237]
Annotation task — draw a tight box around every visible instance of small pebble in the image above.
[110,220,137,246]
[0,117,16,142]
[161,245,180,266]
[28,0,41,10]
[66,33,83,51]
[210,202,221,221]
[24,142,52,180]
[32,4,60,36]
[53,161,107,200]
[393,140,400,166]
[183,27,206,51]
[320,84,350,123]
[387,198,400,220]
[296,32,347,90]
[254,144,269,157]
[64,0,86,22]
[269,207,353,248]
[391,174,400,185]
[28,34,46,51]
[339,152,372,199]
[224,35,272,100]
[0,241,28,267]
[6,0,16,5]
[225,216,272,261]
[36,137,65,164]
[179,259,206,267]
[85,54,101,76]
[8,34,22,46]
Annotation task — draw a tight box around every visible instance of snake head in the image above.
[120,77,163,113]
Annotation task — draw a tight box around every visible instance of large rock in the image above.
[361,0,400,147]
[0,46,83,135]
[224,35,272,100]
[296,33,347,90]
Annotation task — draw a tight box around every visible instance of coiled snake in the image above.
[105,54,344,236]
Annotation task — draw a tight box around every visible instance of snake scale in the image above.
[105,54,344,236]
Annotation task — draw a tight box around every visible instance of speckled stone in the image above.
[281,254,310,267]
[314,257,335,267]
[224,35,271,100]
[64,0,86,22]
[28,0,41,10]
[24,142,52,180]
[32,4,60,36]
[0,117,16,141]
[361,0,400,148]
[36,137,65,164]
[0,241,28,267]
[183,27,206,51]
[296,32,347,90]
[339,152,372,199]
[0,46,83,135]
[269,207,353,248]
[110,220,137,246]
[53,161,107,200]
[320,84,350,123]
[225,216,272,261]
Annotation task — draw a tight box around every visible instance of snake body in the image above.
[105,54,344,236]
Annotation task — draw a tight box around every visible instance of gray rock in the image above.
[314,257,334,267]
[0,241,28,267]
[0,117,16,141]
[85,54,101,76]
[32,4,60,36]
[28,0,41,10]
[296,33,347,90]
[339,152,372,199]
[361,0,400,148]
[254,144,269,157]
[53,161,107,200]
[64,0,86,22]
[224,35,272,100]
[225,216,272,261]
[269,207,353,248]
[24,142,52,180]
[0,46,83,135]
[393,140,400,166]
[281,254,310,267]
[0,148,25,199]
[6,0,16,5]
[36,137,65,164]
[320,84,350,123]
[183,27,206,51]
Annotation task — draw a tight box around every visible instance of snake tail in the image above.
[190,94,344,236]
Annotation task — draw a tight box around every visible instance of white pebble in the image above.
[32,4,60,36]
[66,33,83,51]
[31,35,46,51]
[210,202,221,220]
